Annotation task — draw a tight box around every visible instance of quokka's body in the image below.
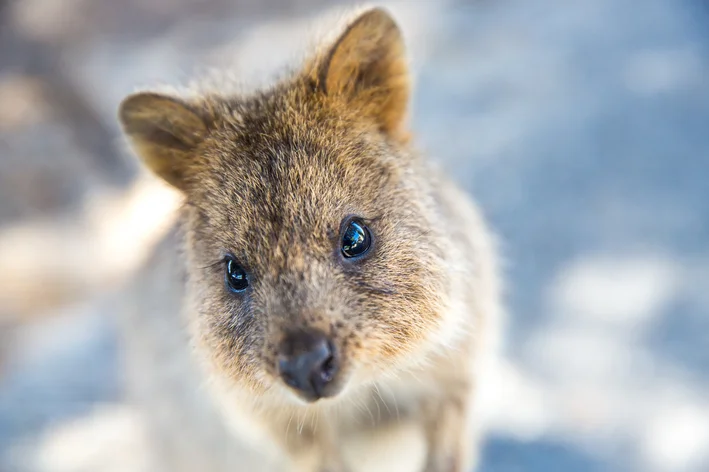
[117,7,502,472]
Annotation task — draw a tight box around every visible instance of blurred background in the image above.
[1,0,708,471]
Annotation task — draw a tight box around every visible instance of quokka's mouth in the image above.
[286,382,348,405]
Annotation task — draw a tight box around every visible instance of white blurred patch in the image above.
[0,172,179,318]
[35,404,153,472]
[527,325,652,382]
[642,404,709,472]
[481,358,550,441]
[550,255,678,329]
[87,172,182,276]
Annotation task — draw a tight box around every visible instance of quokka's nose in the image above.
[278,329,338,400]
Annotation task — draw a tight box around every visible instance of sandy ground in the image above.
[1,0,708,471]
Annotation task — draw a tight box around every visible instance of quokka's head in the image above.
[119,8,451,404]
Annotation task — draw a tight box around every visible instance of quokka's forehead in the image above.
[198,126,398,211]
[199,149,380,211]
[202,86,399,170]
[194,174,376,244]
[190,157,386,253]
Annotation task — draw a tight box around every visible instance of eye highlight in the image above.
[224,256,249,292]
[341,219,372,259]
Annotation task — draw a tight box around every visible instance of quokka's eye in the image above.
[224,256,249,292]
[341,219,372,259]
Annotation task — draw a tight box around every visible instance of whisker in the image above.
[297,410,305,434]
[372,382,391,418]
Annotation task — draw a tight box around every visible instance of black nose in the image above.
[278,329,338,400]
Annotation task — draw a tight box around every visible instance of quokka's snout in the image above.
[277,328,341,401]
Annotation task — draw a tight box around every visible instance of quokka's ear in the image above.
[118,92,207,190]
[317,8,409,139]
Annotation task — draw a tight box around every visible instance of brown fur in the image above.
[117,7,501,472]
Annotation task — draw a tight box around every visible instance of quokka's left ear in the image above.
[118,92,208,191]
[315,7,410,140]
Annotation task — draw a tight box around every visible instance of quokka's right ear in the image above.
[118,92,207,190]
[314,8,410,141]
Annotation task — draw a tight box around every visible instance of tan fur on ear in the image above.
[119,92,207,189]
[316,8,410,140]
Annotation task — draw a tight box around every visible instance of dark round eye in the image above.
[224,257,249,292]
[341,219,372,259]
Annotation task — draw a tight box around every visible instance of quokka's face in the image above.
[119,8,448,403]
[181,97,448,403]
